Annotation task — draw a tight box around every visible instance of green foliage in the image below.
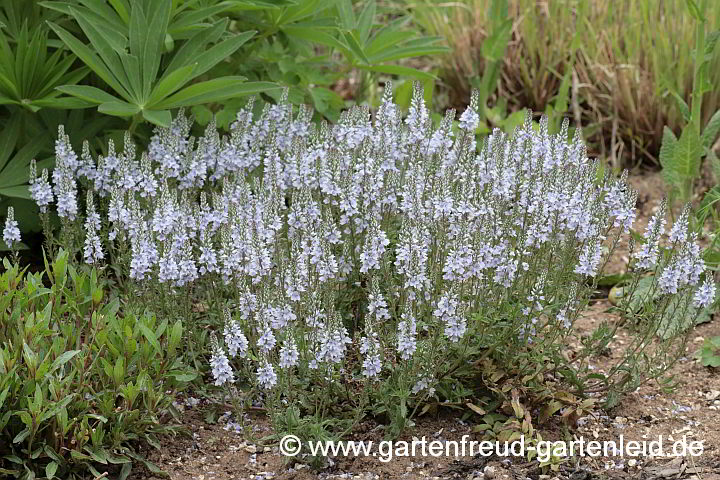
[43,0,277,127]
[660,0,720,202]
[695,335,720,367]
[0,0,447,233]
[0,251,195,479]
[0,21,89,111]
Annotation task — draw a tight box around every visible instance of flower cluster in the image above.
[33,84,711,398]
[3,207,20,250]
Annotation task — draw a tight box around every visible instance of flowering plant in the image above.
[30,84,713,440]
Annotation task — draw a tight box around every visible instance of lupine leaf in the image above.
[147,63,197,106]
[142,109,172,128]
[48,22,132,101]
[98,100,141,117]
[154,78,278,109]
[56,85,122,105]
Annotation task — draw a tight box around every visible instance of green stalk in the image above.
[690,0,708,134]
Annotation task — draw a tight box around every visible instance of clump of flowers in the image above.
[33,84,713,430]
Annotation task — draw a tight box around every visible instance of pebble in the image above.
[483,466,496,479]
[245,444,257,453]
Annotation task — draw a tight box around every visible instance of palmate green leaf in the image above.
[56,85,123,105]
[356,0,375,45]
[98,100,141,117]
[41,2,128,52]
[225,0,297,12]
[341,30,370,64]
[154,78,279,109]
[47,22,132,101]
[277,0,331,25]
[187,30,254,80]
[336,0,354,30]
[0,114,20,172]
[139,0,172,101]
[141,109,171,127]
[282,25,347,52]
[366,23,415,56]
[0,141,45,189]
[31,96,94,110]
[169,3,235,36]
[0,21,89,108]
[0,185,32,200]
[69,5,132,93]
[147,63,197,106]
[119,52,142,102]
[164,19,228,73]
[108,0,130,23]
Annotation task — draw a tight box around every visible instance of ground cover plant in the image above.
[6,82,716,475]
[0,250,194,479]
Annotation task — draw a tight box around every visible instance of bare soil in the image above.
[129,172,720,480]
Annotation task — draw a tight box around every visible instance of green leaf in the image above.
[49,350,81,375]
[357,64,436,81]
[481,18,512,62]
[142,109,172,127]
[659,126,678,168]
[109,0,131,23]
[0,115,20,172]
[702,109,720,149]
[685,0,705,21]
[69,6,131,96]
[662,124,702,201]
[148,63,197,106]
[132,0,172,101]
[48,22,132,101]
[283,25,347,51]
[139,323,162,354]
[356,0,375,45]
[0,142,45,189]
[165,20,227,73]
[56,85,123,105]
[187,31,254,81]
[98,101,141,117]
[155,78,279,109]
[367,44,449,63]
[336,0,355,29]
[668,88,691,123]
[341,30,369,64]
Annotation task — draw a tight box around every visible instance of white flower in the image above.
[3,207,20,249]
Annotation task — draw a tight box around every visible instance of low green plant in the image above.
[32,85,713,455]
[695,335,720,367]
[660,0,720,203]
[0,250,195,479]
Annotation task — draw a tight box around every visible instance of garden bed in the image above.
[128,172,720,480]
